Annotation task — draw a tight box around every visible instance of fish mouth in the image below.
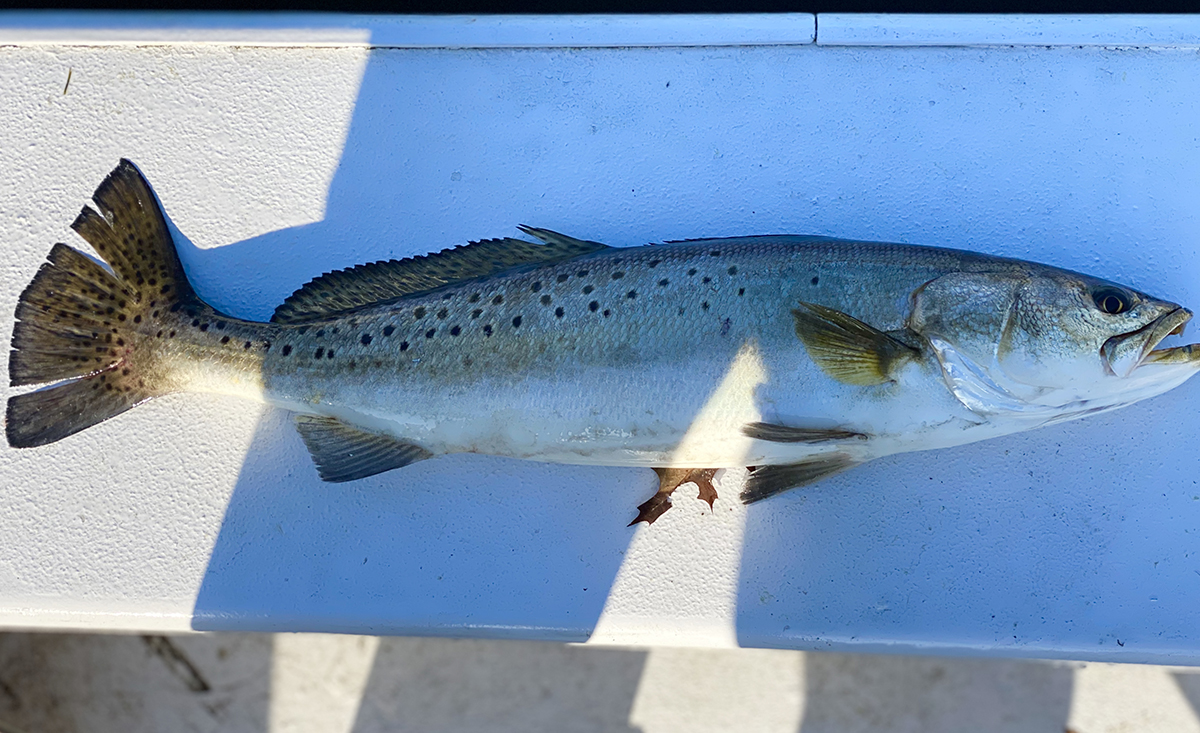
[1102,307,1197,376]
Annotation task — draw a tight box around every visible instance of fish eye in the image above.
[1093,288,1132,315]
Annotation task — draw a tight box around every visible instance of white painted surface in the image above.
[0,12,815,47]
[1,15,1200,662]
[819,13,1200,47]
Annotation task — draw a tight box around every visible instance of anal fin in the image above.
[294,415,432,483]
[740,453,859,504]
[630,468,719,526]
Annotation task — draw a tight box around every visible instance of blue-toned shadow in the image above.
[190,44,641,637]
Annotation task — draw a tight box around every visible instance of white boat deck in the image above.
[1,12,1199,664]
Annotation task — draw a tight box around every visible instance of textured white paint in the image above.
[0,12,815,47]
[819,13,1200,47]
[1,16,1200,663]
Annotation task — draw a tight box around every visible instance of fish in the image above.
[7,160,1200,525]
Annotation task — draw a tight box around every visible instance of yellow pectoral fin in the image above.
[792,302,920,386]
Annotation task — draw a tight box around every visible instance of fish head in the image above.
[909,266,1199,419]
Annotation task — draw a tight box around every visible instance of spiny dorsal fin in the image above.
[792,302,920,386]
[271,228,611,324]
[740,454,860,504]
[294,415,433,483]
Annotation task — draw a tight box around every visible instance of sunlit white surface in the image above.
[0,14,1198,663]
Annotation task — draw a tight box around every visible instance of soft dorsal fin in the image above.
[792,302,921,386]
[294,415,433,483]
[271,228,610,324]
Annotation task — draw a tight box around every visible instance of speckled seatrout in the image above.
[8,161,1200,524]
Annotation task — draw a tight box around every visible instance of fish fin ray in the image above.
[742,422,868,443]
[272,230,610,324]
[9,160,202,447]
[740,454,859,504]
[792,302,919,386]
[294,415,433,483]
[7,373,153,448]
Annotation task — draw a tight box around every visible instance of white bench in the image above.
[2,12,1198,664]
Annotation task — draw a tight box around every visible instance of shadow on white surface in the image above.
[1177,671,1200,720]
[172,38,1200,656]
[349,638,646,733]
[796,652,1073,733]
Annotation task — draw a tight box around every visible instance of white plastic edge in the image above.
[818,13,1200,47]
[0,11,816,47]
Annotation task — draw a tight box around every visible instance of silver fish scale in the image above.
[263,237,995,395]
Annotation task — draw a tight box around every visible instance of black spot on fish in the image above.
[469,293,480,303]
[531,282,542,292]
[728,266,738,276]
[199,323,209,332]
[483,324,494,337]
[133,315,142,324]
[738,288,746,296]
[316,330,325,338]
[583,285,594,294]
[472,309,483,319]
[555,307,565,318]
[811,276,819,285]
[349,360,356,369]
[243,341,251,349]
[678,307,686,316]
[327,350,335,359]
[512,316,522,328]
[361,334,372,345]
[332,327,339,334]
[156,330,163,338]
[282,344,292,356]
[557,274,569,283]
[442,294,453,301]
[649,259,661,268]
[400,341,409,351]
[492,295,504,305]
[577,270,589,277]
[603,309,611,317]
[298,325,310,335]
[540,295,552,306]
[191,319,200,327]
[425,328,436,339]
[383,325,395,336]
[710,250,721,256]
[169,330,176,338]
[658,279,669,286]
[626,290,637,299]
[612,272,624,280]
[589,301,599,312]
[220,336,230,344]
[688,268,697,276]
[702,301,710,311]
[315,347,325,359]
[702,276,711,284]
[169,302,182,313]
[450,325,461,336]
[414,307,427,319]
[216,321,227,329]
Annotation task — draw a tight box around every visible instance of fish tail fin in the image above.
[8,160,199,448]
